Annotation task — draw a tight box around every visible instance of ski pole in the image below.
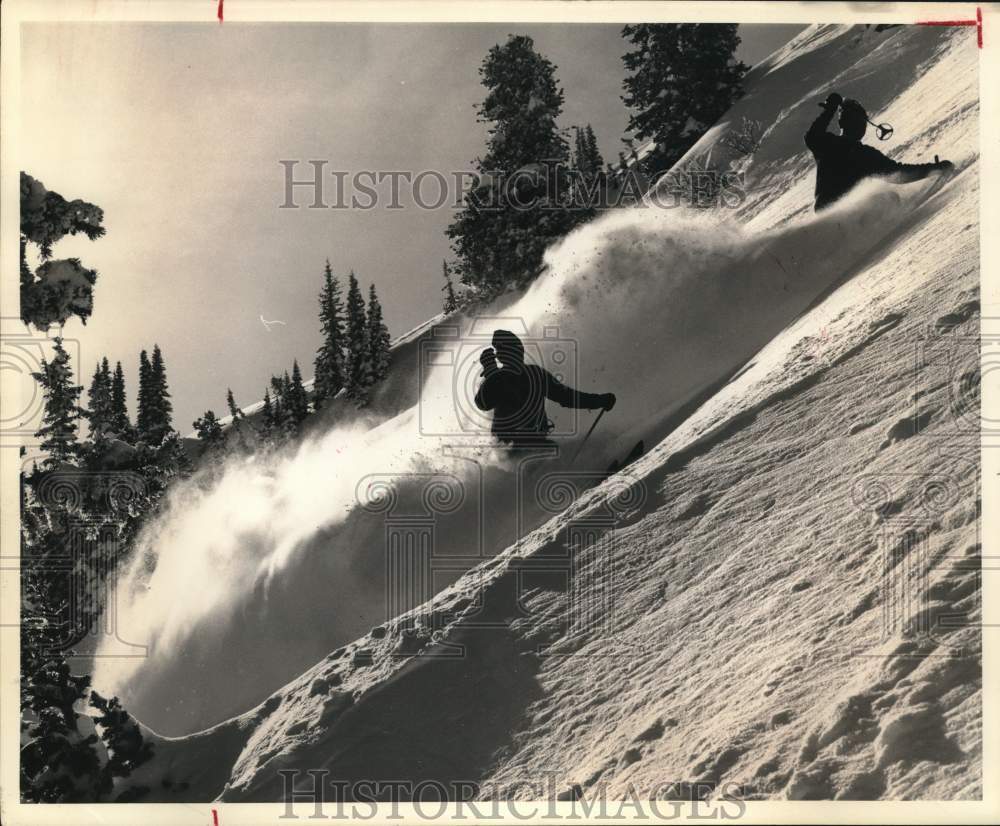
[868,118,893,141]
[817,100,893,141]
[570,408,606,464]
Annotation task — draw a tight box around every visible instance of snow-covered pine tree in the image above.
[20,457,104,801]
[110,361,130,437]
[288,360,310,426]
[366,284,391,385]
[343,271,369,401]
[313,260,345,410]
[32,337,84,468]
[20,642,153,800]
[621,24,747,175]
[20,508,153,803]
[20,297,152,806]
[20,657,103,801]
[441,260,459,314]
[446,35,581,296]
[20,172,105,330]
[89,691,154,799]
[192,410,225,454]
[145,432,191,490]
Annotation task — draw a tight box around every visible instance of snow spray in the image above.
[94,177,937,735]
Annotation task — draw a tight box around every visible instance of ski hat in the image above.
[492,329,525,365]
[840,98,868,140]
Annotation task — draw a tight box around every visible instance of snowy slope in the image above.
[108,23,980,802]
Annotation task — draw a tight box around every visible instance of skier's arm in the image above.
[543,369,613,411]
[887,161,938,184]
[474,348,500,411]
[805,93,841,153]
[867,148,951,184]
[473,379,493,411]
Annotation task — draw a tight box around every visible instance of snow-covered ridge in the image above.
[109,22,980,802]
[196,312,446,432]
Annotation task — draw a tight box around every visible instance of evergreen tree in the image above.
[287,360,310,426]
[269,375,286,430]
[446,35,581,296]
[266,373,297,437]
[20,172,104,330]
[226,388,242,422]
[621,24,747,174]
[343,271,369,400]
[89,692,154,787]
[570,124,606,213]
[86,358,114,441]
[20,656,103,801]
[573,126,587,173]
[146,345,173,444]
[582,125,604,175]
[20,518,153,802]
[223,388,253,452]
[280,372,297,434]
[365,284,392,385]
[225,388,243,437]
[143,432,191,492]
[441,260,459,314]
[136,350,152,440]
[313,260,345,410]
[20,341,156,798]
[261,389,275,438]
[20,465,105,801]
[192,410,225,453]
[32,338,84,467]
[110,361,130,437]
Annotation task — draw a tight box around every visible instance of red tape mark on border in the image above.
[212,809,219,826]
[918,6,983,48]
[217,0,224,23]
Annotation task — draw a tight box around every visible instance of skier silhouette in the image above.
[474,329,615,448]
[805,93,952,211]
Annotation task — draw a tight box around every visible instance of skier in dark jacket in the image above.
[806,93,952,211]
[474,329,615,447]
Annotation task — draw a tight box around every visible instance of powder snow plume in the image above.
[94,177,941,735]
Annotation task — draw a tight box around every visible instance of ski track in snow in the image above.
[105,23,980,802]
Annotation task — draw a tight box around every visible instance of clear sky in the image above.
[21,22,804,430]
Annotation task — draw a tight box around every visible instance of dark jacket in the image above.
[474,363,605,445]
[805,108,937,210]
